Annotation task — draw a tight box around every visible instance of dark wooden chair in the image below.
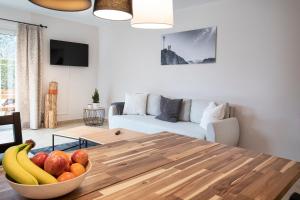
[290,193,300,200]
[0,112,23,153]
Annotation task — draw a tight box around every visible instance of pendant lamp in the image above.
[29,0,92,12]
[131,0,174,29]
[93,0,132,21]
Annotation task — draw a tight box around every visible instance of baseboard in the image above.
[57,118,108,126]
[57,119,84,126]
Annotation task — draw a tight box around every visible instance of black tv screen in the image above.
[50,40,88,67]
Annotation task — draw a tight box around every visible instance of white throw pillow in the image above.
[146,94,161,116]
[200,102,226,130]
[123,93,148,115]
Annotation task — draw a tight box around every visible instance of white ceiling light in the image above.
[131,0,174,29]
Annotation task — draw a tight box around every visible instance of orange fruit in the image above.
[57,172,76,182]
[50,150,70,163]
[70,163,86,177]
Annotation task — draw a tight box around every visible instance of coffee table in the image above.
[79,128,147,147]
[52,126,107,150]
[52,126,146,150]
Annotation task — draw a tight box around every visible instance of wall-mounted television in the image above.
[50,39,88,67]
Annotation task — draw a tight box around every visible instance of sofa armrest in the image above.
[206,117,240,146]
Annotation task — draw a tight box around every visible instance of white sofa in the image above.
[108,95,240,146]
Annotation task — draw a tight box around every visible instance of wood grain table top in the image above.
[0,132,299,200]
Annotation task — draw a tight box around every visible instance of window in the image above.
[0,32,16,115]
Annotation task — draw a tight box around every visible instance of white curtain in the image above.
[15,24,43,129]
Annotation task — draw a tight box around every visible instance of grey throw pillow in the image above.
[156,96,182,123]
[179,99,192,121]
[111,102,125,115]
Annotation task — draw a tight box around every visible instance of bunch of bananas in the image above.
[2,141,58,185]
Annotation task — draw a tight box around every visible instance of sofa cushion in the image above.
[156,96,182,123]
[109,115,206,139]
[190,100,210,123]
[123,93,147,115]
[111,102,125,115]
[200,102,226,130]
[146,94,161,116]
[224,103,231,119]
[179,99,191,122]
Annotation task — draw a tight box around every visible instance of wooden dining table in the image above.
[0,132,299,200]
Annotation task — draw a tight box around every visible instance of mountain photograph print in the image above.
[161,27,217,65]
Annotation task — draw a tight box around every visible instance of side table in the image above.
[83,107,105,126]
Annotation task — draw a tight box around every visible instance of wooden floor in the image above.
[0,132,299,200]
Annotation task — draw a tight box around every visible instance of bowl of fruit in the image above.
[2,140,91,199]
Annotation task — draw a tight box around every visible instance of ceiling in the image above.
[0,0,215,27]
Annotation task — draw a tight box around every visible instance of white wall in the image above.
[97,0,300,161]
[31,14,99,121]
[0,6,99,121]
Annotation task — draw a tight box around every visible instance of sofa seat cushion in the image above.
[109,115,206,139]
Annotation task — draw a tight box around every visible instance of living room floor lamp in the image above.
[29,0,92,11]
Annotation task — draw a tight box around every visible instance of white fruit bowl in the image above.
[5,161,92,199]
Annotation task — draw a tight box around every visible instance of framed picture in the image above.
[161,27,217,65]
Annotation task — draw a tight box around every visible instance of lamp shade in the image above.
[131,0,174,29]
[29,0,92,12]
[93,0,132,21]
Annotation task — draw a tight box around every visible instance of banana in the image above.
[2,144,38,185]
[17,144,58,185]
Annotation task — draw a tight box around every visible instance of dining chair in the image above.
[290,193,300,200]
[0,112,23,154]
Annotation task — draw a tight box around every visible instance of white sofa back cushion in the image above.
[200,102,226,130]
[123,93,148,115]
[146,94,161,116]
[179,99,192,122]
[190,100,210,123]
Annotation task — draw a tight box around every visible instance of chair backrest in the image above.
[0,112,23,153]
[290,193,300,200]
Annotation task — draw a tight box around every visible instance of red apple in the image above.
[49,150,71,171]
[31,152,48,168]
[71,150,88,166]
[44,155,68,176]
[49,150,70,163]
[64,161,71,172]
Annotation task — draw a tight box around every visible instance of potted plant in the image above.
[92,89,100,108]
